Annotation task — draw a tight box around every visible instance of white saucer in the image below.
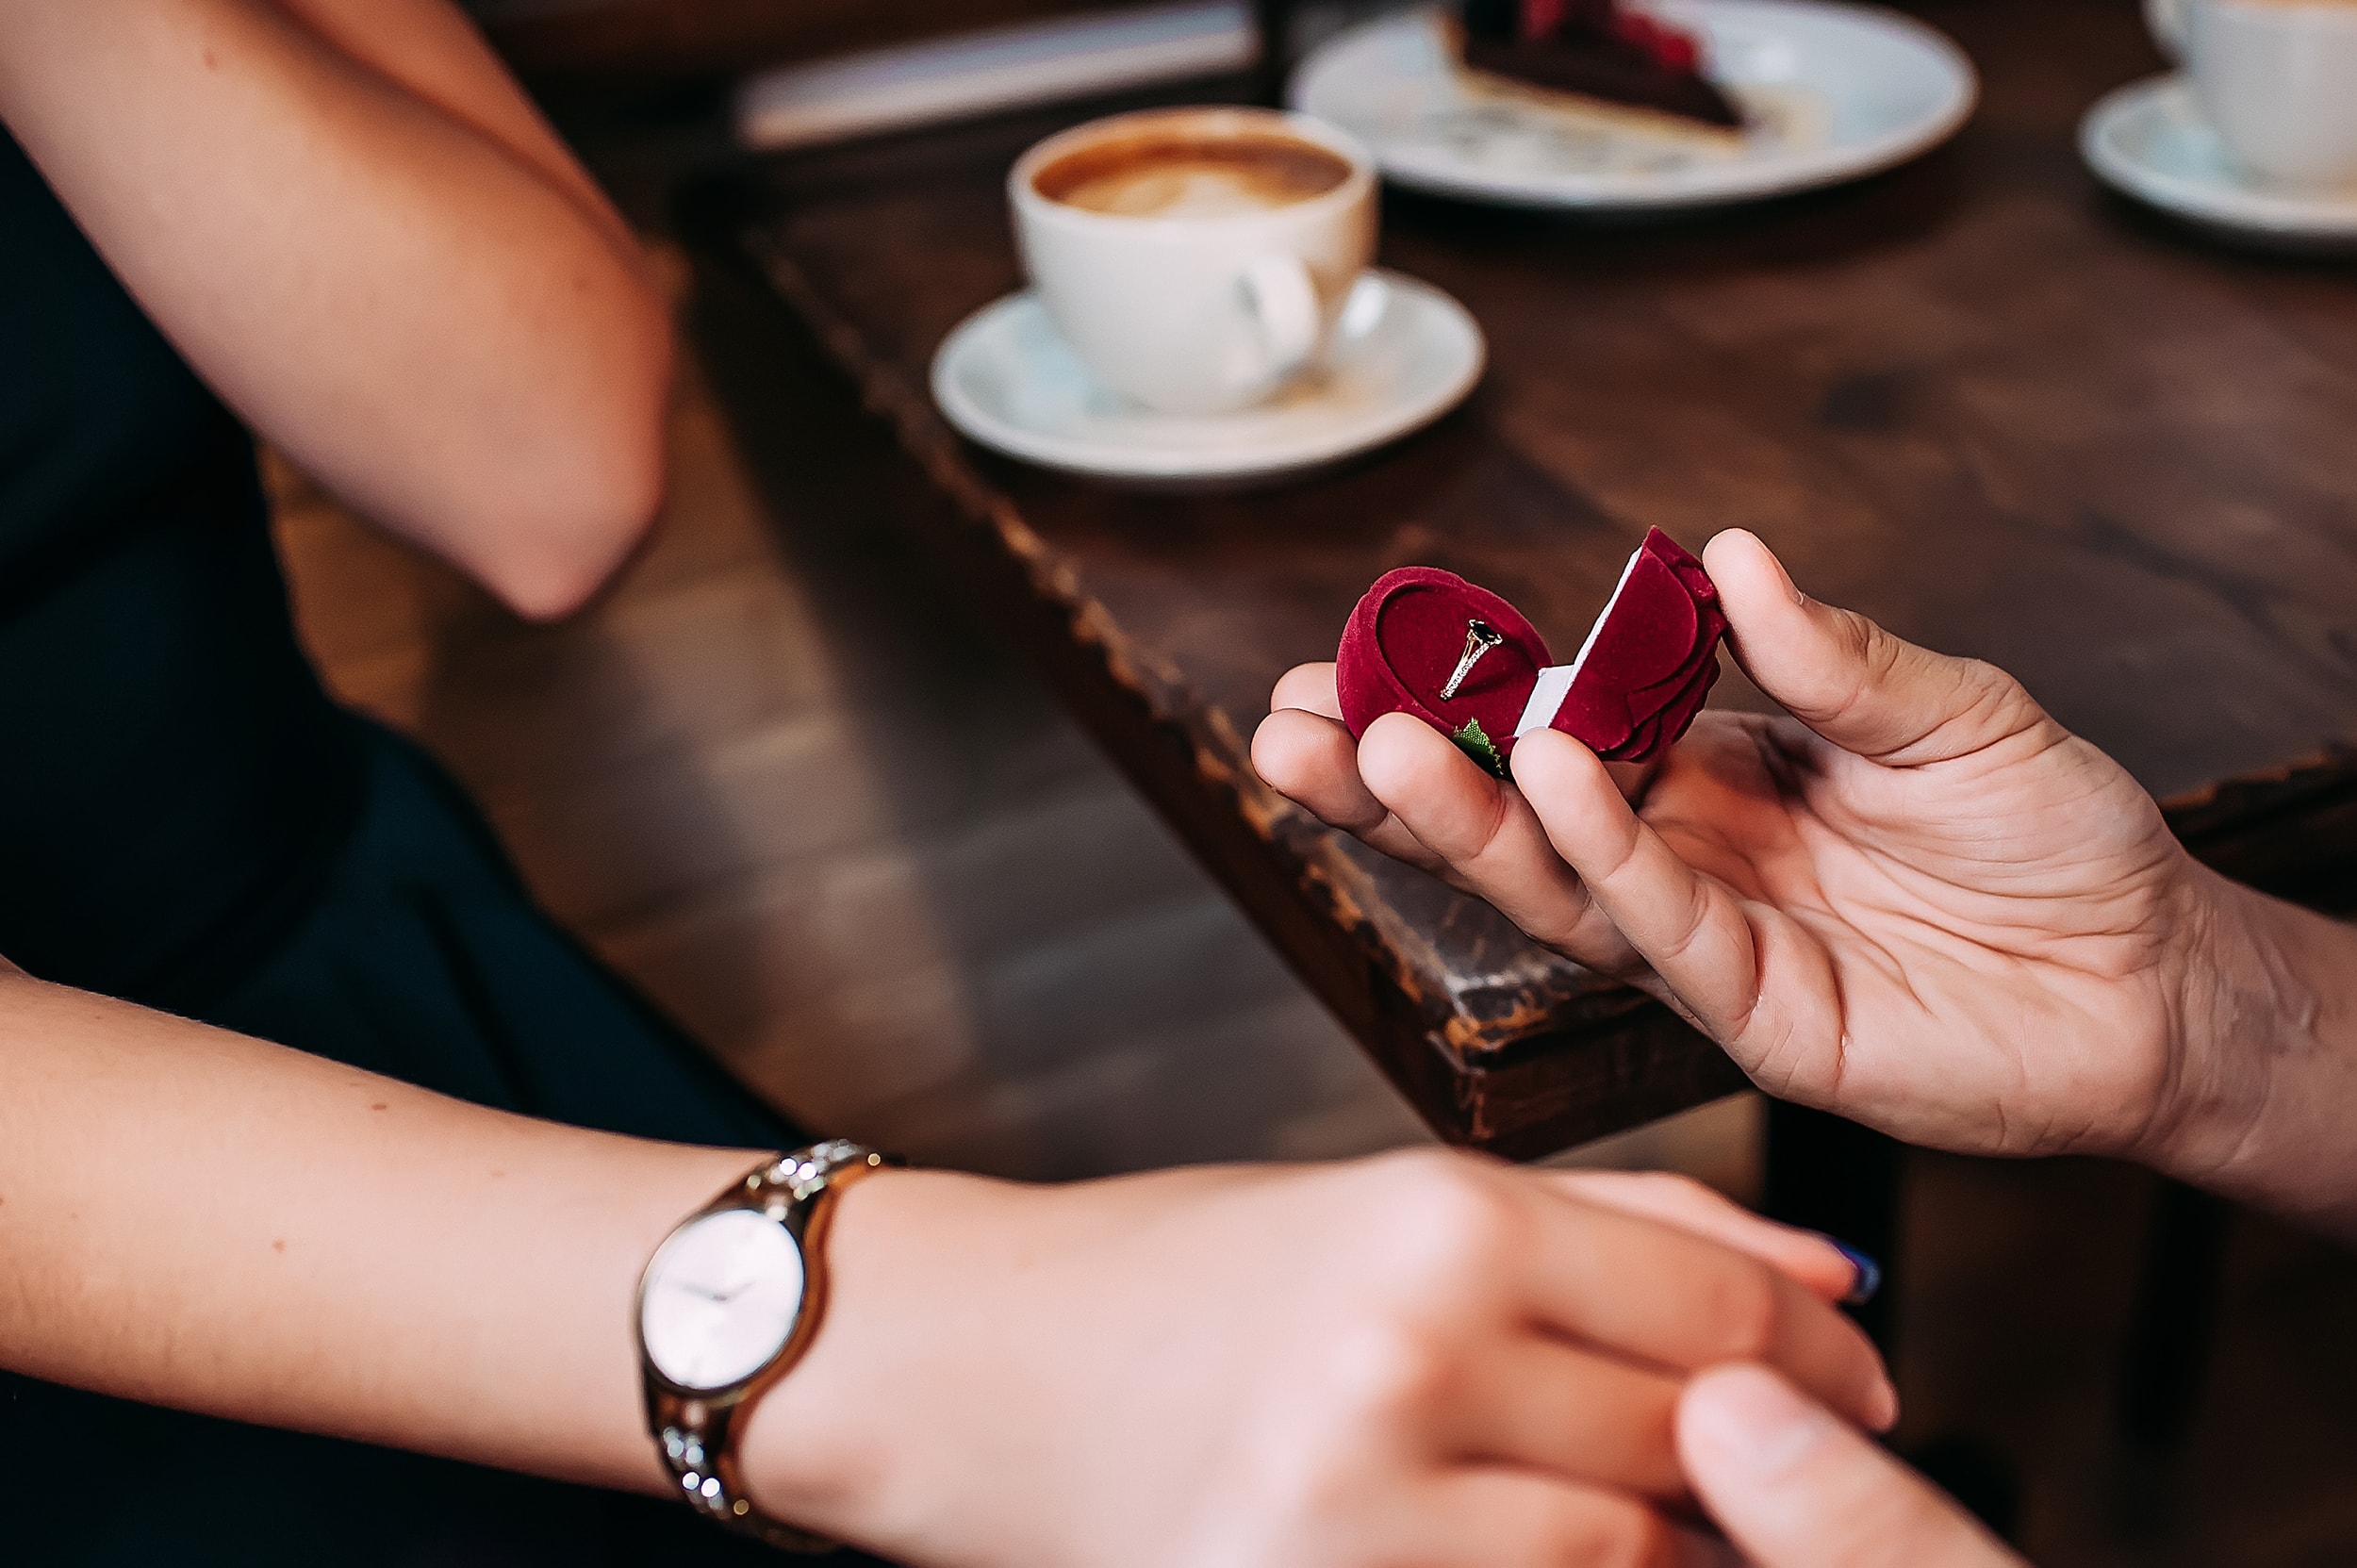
[929,270,1486,486]
[1289,0,1976,211]
[2081,74,2357,250]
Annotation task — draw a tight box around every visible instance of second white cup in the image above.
[2149,0,2357,189]
[1011,107,1378,417]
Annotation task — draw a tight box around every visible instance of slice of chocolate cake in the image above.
[1459,0,1743,133]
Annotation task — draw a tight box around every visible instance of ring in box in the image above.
[1335,528,1727,775]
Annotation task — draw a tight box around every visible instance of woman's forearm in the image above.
[0,971,757,1493]
[0,0,671,618]
[2153,870,2357,1235]
[264,0,638,254]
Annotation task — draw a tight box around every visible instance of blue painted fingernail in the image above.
[1831,1240,1883,1305]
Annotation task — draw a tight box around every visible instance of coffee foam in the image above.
[1034,136,1352,219]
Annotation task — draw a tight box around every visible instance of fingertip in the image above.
[1271,661,1343,718]
[1505,726,1604,792]
[1766,1230,1873,1311]
[1683,1372,1991,1568]
[1870,1373,1903,1435]
[1249,707,1294,775]
[1701,527,1761,564]
[1749,1227,1874,1310]
[1506,730,1631,850]
[1702,536,1873,737]
[1703,530,1807,641]
[1702,529,1793,598]
[1250,707,1343,799]
[1358,709,1478,801]
[1829,1239,1884,1309]
[1677,1364,1833,1483]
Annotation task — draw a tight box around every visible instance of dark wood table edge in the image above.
[2160,744,2357,915]
[680,178,2357,1159]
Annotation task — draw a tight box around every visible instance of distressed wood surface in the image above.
[681,0,2357,1155]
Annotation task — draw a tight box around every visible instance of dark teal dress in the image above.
[0,127,877,1565]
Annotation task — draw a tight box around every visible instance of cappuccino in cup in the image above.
[1031,133,1356,219]
[1012,107,1377,416]
[2148,0,2357,188]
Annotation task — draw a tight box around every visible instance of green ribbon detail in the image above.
[1451,718,1508,778]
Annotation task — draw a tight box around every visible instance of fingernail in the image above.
[1823,1237,1882,1306]
[1734,530,1803,605]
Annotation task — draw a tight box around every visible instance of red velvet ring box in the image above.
[1335,528,1727,775]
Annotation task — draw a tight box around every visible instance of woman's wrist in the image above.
[730,1168,1002,1554]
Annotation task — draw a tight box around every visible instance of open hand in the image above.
[1254,530,2226,1162]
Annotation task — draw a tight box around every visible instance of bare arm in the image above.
[263,0,640,254]
[0,965,1891,1564]
[0,969,744,1491]
[0,0,672,619]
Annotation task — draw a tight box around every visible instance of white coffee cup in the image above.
[1010,107,1377,417]
[2148,0,2357,189]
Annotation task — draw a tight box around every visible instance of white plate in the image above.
[930,269,1486,486]
[2081,74,2357,250]
[1289,1,1976,210]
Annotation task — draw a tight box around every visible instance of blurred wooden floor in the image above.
[269,223,1757,1181]
[268,260,1432,1180]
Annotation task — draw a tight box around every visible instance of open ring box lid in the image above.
[1335,529,1728,775]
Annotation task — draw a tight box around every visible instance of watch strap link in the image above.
[653,1395,835,1551]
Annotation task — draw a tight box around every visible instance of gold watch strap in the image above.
[643,1140,894,1551]
[650,1394,833,1551]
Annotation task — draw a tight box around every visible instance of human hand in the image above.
[1254,529,2245,1165]
[1678,1365,2026,1568]
[744,1153,1892,1568]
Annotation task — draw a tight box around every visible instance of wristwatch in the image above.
[636,1140,895,1550]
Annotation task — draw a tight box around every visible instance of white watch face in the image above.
[640,1209,806,1393]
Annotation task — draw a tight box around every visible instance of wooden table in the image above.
[681,0,2357,1162]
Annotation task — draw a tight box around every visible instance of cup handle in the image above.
[2145,0,2190,63]
[1238,255,1321,388]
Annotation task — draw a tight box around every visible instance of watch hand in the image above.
[674,1281,730,1303]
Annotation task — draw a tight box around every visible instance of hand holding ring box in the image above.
[1011,107,1378,416]
[1335,529,1728,775]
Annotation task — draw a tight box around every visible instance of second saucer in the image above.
[2082,74,2357,251]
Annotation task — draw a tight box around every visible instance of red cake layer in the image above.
[1459,0,1744,132]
